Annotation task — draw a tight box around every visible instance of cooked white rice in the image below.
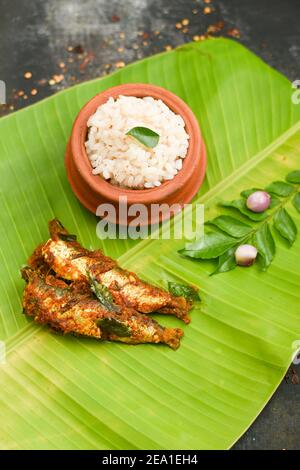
[85,95,189,189]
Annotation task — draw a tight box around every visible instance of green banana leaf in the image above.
[0,38,300,449]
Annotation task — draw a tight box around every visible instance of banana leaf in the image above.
[0,38,299,449]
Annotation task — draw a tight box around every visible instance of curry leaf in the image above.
[211,248,237,275]
[88,273,119,312]
[207,215,252,238]
[179,232,237,259]
[97,318,131,337]
[240,188,262,198]
[293,193,300,213]
[265,181,294,197]
[269,196,280,208]
[254,224,275,270]
[221,200,268,221]
[126,126,159,148]
[274,208,297,245]
[168,282,200,301]
[286,170,300,184]
[58,233,77,242]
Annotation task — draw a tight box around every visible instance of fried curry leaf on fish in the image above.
[168,282,200,302]
[21,267,183,349]
[40,219,194,323]
[88,272,120,312]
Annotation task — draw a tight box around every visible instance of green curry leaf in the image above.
[97,318,131,337]
[274,208,297,245]
[126,126,159,148]
[168,282,200,301]
[286,170,300,184]
[180,232,238,259]
[88,273,119,312]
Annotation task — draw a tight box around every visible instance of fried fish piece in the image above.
[21,267,183,349]
[40,219,192,323]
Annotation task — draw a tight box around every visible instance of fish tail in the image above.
[159,297,191,324]
[48,218,76,241]
[162,327,184,350]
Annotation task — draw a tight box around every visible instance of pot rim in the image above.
[70,83,203,205]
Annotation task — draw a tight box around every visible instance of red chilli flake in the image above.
[79,52,95,71]
[73,44,84,54]
[207,21,225,34]
[111,15,120,22]
[227,27,241,38]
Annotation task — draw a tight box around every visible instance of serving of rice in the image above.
[85,95,189,189]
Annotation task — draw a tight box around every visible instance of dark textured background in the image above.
[0,0,299,449]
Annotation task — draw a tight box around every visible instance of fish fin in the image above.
[49,219,77,242]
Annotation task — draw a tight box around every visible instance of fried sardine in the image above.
[21,267,183,349]
[39,219,192,323]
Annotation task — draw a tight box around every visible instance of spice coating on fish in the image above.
[21,267,183,349]
[40,219,192,323]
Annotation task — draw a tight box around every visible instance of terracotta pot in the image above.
[65,83,206,225]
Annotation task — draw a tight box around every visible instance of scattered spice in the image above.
[175,22,182,30]
[52,74,64,83]
[182,28,189,34]
[111,15,120,23]
[285,366,299,384]
[23,94,28,100]
[58,62,65,69]
[182,19,189,26]
[37,78,47,86]
[73,44,84,54]
[142,32,149,40]
[207,21,225,34]
[192,9,198,14]
[203,7,213,14]
[48,79,55,86]
[193,35,206,42]
[204,0,211,3]
[227,27,241,38]
[17,90,25,97]
[164,45,172,51]
[30,88,38,96]
[79,52,95,72]
[119,32,125,39]
[115,61,125,68]
[24,71,32,79]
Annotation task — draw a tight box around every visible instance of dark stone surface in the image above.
[0,0,299,449]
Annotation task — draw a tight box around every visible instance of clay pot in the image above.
[65,83,206,225]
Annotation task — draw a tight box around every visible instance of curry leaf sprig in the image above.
[179,170,300,275]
